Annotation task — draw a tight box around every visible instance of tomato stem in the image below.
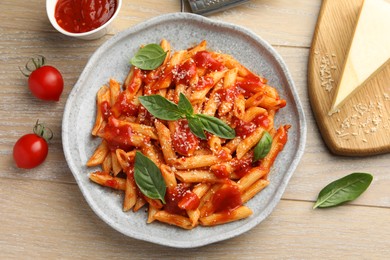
[33,120,53,142]
[19,55,46,77]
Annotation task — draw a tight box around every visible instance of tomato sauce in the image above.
[103,117,133,151]
[173,59,197,85]
[231,153,253,178]
[136,106,154,126]
[235,73,266,93]
[212,164,229,179]
[105,179,121,189]
[212,184,242,213]
[111,92,138,118]
[233,114,270,138]
[178,191,200,211]
[216,87,239,103]
[254,114,270,128]
[144,70,159,86]
[164,184,191,216]
[125,68,143,93]
[217,148,230,161]
[234,119,256,138]
[172,119,199,156]
[278,125,289,145]
[194,51,225,71]
[55,0,117,33]
[195,76,214,90]
[151,70,173,91]
[100,100,112,120]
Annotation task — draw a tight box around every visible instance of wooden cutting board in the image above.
[308,0,390,156]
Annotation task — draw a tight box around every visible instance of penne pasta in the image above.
[223,136,242,153]
[187,209,200,227]
[233,94,246,120]
[257,95,287,110]
[160,164,177,188]
[261,125,290,178]
[86,40,289,229]
[133,196,146,212]
[192,183,211,198]
[175,169,222,183]
[236,126,265,159]
[115,149,135,171]
[208,135,222,154]
[241,179,270,203]
[155,120,177,164]
[160,39,171,65]
[89,171,126,191]
[199,206,253,226]
[154,210,194,230]
[111,151,122,176]
[202,81,223,116]
[147,205,159,223]
[243,106,268,123]
[237,167,268,192]
[186,40,207,58]
[123,175,137,211]
[86,140,110,167]
[172,154,231,170]
[92,85,110,136]
[109,78,121,106]
[190,70,226,103]
[141,141,162,167]
[102,152,112,173]
[199,183,224,217]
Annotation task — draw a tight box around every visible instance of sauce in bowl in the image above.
[55,0,117,33]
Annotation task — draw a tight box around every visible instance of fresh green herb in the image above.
[138,93,236,140]
[187,115,207,140]
[177,93,193,115]
[130,44,167,70]
[138,95,183,121]
[196,114,236,139]
[313,172,373,209]
[134,151,166,204]
[253,131,272,162]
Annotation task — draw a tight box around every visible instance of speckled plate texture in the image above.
[62,12,306,248]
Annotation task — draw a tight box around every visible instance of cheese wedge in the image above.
[329,0,390,114]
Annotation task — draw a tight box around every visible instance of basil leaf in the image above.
[134,151,166,204]
[313,172,373,209]
[130,44,167,70]
[139,94,235,140]
[253,131,272,162]
[195,114,235,139]
[138,95,184,121]
[178,93,193,116]
[187,116,207,140]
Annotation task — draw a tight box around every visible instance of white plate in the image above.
[62,13,306,248]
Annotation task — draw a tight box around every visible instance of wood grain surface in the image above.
[1,0,390,259]
[308,0,390,156]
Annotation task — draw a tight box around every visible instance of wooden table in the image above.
[1,0,389,258]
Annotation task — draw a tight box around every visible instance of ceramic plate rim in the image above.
[62,12,306,248]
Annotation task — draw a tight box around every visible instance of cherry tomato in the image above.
[13,121,53,169]
[28,65,64,101]
[21,55,64,101]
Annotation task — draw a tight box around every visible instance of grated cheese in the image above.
[334,94,390,143]
[317,51,337,92]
